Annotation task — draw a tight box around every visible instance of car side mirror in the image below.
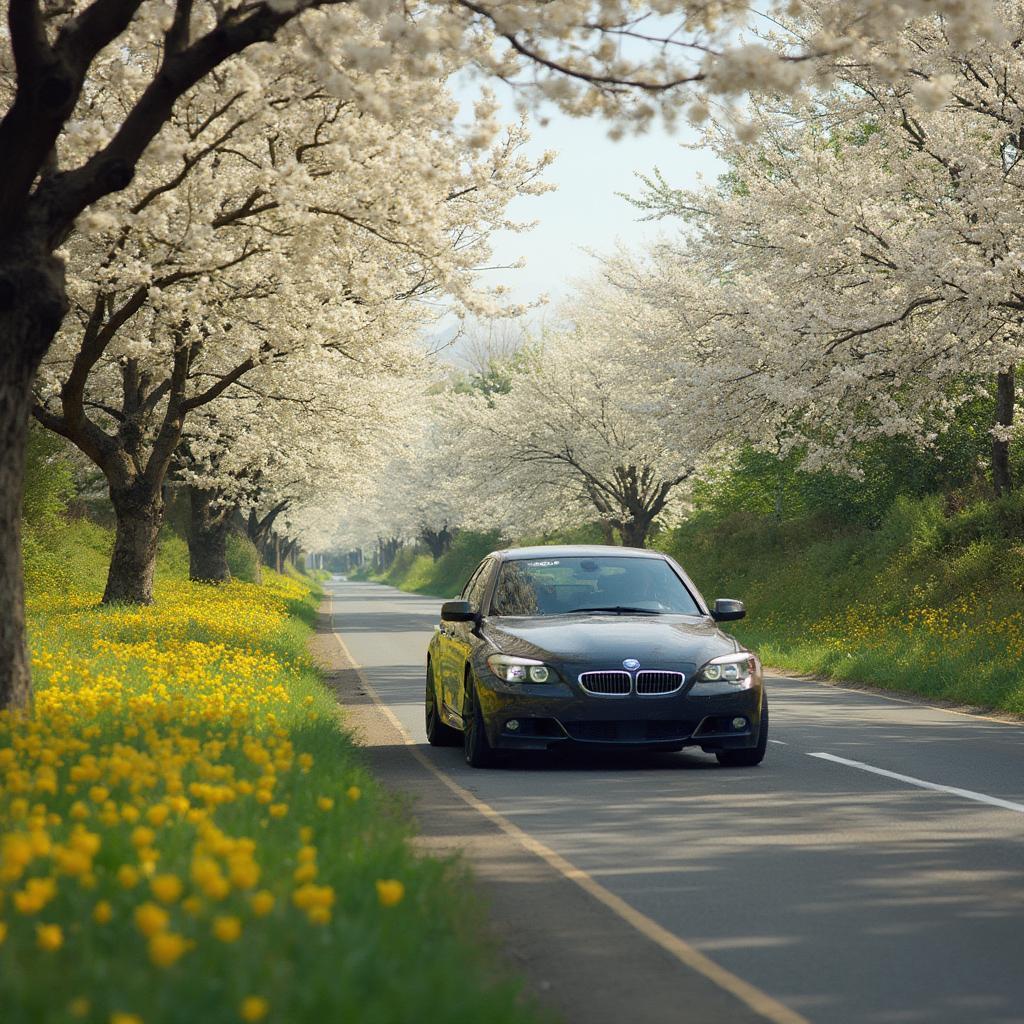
[712,598,746,622]
[441,600,477,623]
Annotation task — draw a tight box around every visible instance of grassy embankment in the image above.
[1,519,540,1024]
[369,493,1024,716]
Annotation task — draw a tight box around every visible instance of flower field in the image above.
[1,541,538,1024]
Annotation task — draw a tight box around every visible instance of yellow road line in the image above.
[329,600,811,1024]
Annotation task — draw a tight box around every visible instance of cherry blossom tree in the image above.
[178,333,430,581]
[30,50,549,605]
[0,0,1005,707]
[446,277,753,547]
[632,6,1024,489]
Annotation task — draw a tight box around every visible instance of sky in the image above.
[444,77,725,346]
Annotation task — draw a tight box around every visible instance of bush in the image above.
[227,533,262,583]
[377,531,502,597]
[22,426,75,536]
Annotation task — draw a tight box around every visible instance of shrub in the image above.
[227,534,263,583]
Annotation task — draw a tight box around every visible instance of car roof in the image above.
[491,545,669,561]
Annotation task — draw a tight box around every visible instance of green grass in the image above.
[374,494,1024,715]
[659,492,1024,715]
[369,531,502,598]
[1,519,544,1024]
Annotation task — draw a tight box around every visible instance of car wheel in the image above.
[425,663,460,747]
[716,692,769,768]
[463,673,497,768]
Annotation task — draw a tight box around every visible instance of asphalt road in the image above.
[325,578,1024,1024]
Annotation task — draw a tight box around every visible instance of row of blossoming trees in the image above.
[0,0,1006,708]
[341,1,1024,561]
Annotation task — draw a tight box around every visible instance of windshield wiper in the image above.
[564,605,665,615]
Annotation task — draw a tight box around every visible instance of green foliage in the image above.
[376,531,502,597]
[658,488,1024,715]
[227,533,262,583]
[23,518,113,601]
[692,393,1009,531]
[22,425,75,535]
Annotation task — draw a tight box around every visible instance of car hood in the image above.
[481,613,740,671]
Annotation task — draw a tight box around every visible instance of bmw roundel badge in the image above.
[622,658,641,671]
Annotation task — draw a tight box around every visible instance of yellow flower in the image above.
[250,890,275,917]
[181,896,204,918]
[212,915,241,942]
[150,874,183,904]
[117,864,140,889]
[239,996,269,1022]
[375,879,405,908]
[0,922,7,944]
[268,803,288,818]
[133,902,169,938]
[68,997,90,1018]
[317,796,334,811]
[146,805,170,827]
[345,785,361,802]
[148,931,190,968]
[293,862,317,884]
[297,753,314,772]
[110,1014,143,1024]
[131,826,156,848]
[36,923,63,951]
[306,906,330,925]
[93,900,113,924]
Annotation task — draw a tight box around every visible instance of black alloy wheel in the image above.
[716,691,769,767]
[425,663,460,747]
[462,672,497,768]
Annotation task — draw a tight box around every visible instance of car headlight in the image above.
[486,654,551,683]
[693,652,757,689]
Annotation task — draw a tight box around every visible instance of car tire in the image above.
[425,664,460,747]
[716,692,769,768]
[463,674,497,768]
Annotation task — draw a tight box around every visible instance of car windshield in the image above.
[489,556,701,617]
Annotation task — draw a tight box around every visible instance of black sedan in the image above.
[425,545,767,768]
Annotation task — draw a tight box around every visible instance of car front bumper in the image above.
[473,664,764,752]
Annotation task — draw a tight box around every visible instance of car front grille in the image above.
[578,671,631,696]
[636,670,685,695]
[562,720,694,742]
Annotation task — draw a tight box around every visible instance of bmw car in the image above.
[425,545,767,768]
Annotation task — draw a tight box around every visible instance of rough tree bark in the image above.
[0,245,70,709]
[103,483,164,603]
[618,515,654,548]
[993,368,1015,497]
[420,524,453,561]
[188,484,231,583]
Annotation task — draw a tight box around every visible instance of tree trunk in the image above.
[619,517,652,548]
[598,520,615,545]
[188,485,231,584]
[0,245,70,709]
[0,369,35,712]
[993,368,1015,497]
[274,533,283,574]
[103,485,164,604]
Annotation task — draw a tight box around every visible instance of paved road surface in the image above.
[325,578,1024,1024]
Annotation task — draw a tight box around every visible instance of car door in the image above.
[439,560,487,720]
[444,559,495,719]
